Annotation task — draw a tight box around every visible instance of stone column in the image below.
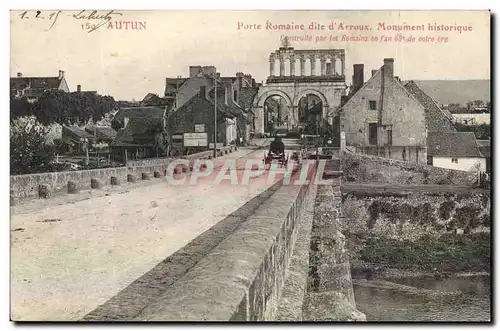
[279,58,285,76]
[269,56,275,76]
[291,106,298,127]
[320,59,326,76]
[341,55,345,76]
[300,58,306,76]
[311,57,316,76]
[290,57,295,76]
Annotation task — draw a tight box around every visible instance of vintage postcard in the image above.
[10,10,491,322]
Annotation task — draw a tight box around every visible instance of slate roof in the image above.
[404,80,456,132]
[406,80,490,106]
[427,131,483,157]
[85,126,117,139]
[113,106,165,123]
[63,125,94,140]
[238,87,259,111]
[10,76,63,90]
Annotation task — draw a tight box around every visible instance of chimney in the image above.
[189,66,203,77]
[77,84,81,92]
[58,70,64,79]
[371,69,377,77]
[383,58,394,79]
[351,64,364,94]
[17,72,22,78]
[200,85,206,99]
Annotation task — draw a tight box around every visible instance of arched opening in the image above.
[313,58,321,76]
[294,58,301,76]
[284,58,291,76]
[298,94,322,135]
[264,95,290,134]
[274,58,280,76]
[334,58,342,75]
[325,58,333,75]
[304,58,311,76]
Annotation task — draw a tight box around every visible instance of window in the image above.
[451,158,458,163]
[369,100,377,110]
[427,156,433,165]
[368,123,378,145]
[233,90,238,102]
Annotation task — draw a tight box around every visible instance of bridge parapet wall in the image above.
[126,164,315,321]
[10,147,237,204]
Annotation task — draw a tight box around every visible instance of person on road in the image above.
[269,136,285,156]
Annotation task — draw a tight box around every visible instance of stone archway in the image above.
[293,89,329,110]
[253,90,294,135]
[255,89,293,108]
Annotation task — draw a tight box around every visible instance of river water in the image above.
[353,274,491,322]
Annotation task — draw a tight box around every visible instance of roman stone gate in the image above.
[252,45,347,135]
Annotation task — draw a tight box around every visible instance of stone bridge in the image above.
[10,143,365,322]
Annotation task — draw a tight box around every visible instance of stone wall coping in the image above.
[132,165,314,321]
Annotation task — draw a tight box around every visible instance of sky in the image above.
[10,10,490,101]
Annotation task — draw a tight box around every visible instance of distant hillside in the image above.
[404,80,490,106]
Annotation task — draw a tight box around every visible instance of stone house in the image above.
[340,59,428,164]
[10,70,70,103]
[166,83,242,155]
[427,131,487,172]
[340,59,459,165]
[110,106,168,161]
[238,86,260,141]
[165,66,260,144]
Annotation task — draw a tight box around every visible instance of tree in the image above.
[447,103,461,114]
[10,97,34,120]
[455,122,491,140]
[33,90,117,126]
[10,117,56,175]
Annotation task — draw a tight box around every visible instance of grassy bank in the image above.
[351,232,490,273]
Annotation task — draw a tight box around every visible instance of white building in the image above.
[427,131,486,172]
[452,113,490,125]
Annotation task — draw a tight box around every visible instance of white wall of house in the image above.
[452,113,490,125]
[226,118,237,145]
[433,156,486,172]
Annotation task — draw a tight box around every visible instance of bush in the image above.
[10,117,56,175]
[359,232,490,272]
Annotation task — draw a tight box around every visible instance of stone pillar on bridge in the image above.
[290,57,296,76]
[300,57,306,76]
[279,56,285,76]
[320,59,326,76]
[269,55,275,76]
[311,57,316,76]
